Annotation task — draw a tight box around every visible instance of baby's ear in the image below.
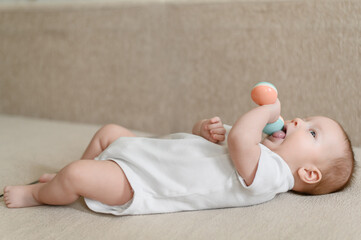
[297,166,322,184]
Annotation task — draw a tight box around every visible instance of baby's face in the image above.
[261,116,345,171]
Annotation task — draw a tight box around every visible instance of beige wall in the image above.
[0,0,360,146]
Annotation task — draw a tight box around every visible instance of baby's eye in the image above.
[309,130,316,138]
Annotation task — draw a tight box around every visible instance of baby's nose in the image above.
[291,118,304,127]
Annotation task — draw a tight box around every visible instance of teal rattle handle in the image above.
[263,116,284,135]
[251,82,284,135]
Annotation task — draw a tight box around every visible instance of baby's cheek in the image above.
[284,137,315,157]
[261,137,277,150]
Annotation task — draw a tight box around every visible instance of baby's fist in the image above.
[201,117,226,143]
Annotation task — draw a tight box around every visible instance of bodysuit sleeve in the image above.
[219,124,232,146]
[236,144,295,198]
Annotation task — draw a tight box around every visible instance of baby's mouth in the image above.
[271,127,287,139]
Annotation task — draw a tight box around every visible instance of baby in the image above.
[3,99,355,215]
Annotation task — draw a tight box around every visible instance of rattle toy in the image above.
[251,82,284,135]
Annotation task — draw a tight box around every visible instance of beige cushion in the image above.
[1,114,360,239]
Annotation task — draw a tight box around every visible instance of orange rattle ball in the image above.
[251,82,278,105]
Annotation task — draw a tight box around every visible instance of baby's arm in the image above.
[192,116,226,143]
[228,99,280,186]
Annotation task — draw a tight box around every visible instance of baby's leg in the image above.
[4,160,133,208]
[81,124,136,159]
[39,124,136,183]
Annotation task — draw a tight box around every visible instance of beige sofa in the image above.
[1,0,360,239]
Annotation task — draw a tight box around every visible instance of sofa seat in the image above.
[1,114,360,239]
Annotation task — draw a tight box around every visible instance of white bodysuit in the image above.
[85,126,294,216]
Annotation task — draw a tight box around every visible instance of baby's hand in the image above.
[200,117,226,143]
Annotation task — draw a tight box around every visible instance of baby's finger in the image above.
[210,127,226,135]
[212,134,225,142]
[209,116,221,124]
[207,122,223,130]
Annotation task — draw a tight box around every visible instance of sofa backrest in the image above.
[1,0,360,146]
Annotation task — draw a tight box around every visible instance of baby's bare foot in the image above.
[4,185,42,208]
[39,173,57,183]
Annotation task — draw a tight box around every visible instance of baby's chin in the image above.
[261,135,285,150]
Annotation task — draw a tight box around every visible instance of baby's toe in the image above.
[3,187,14,207]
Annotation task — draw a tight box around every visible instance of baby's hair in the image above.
[305,122,355,195]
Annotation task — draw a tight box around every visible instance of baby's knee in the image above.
[59,160,88,187]
[100,124,121,132]
[101,124,134,136]
[98,124,135,147]
[98,124,124,139]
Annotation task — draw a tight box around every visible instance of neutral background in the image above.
[1,0,360,147]
[1,1,361,239]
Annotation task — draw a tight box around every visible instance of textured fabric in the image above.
[0,115,360,240]
[0,0,360,146]
[84,135,294,215]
